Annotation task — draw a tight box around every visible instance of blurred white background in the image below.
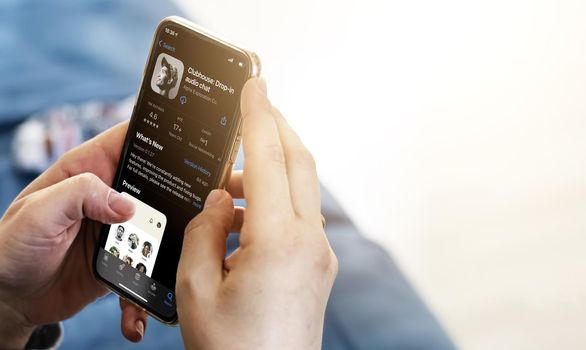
[176,1,586,349]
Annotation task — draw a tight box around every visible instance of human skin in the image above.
[0,122,242,347]
[176,78,338,349]
[0,78,337,349]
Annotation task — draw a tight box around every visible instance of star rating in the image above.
[143,118,159,128]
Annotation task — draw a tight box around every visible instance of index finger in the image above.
[240,78,293,217]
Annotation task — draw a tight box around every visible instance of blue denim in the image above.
[0,0,181,125]
[0,1,455,349]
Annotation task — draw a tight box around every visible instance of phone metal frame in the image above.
[92,16,261,325]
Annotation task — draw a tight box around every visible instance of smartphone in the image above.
[93,16,261,324]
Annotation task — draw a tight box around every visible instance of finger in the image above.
[231,206,245,233]
[226,170,243,198]
[177,190,234,303]
[271,107,321,222]
[26,173,134,243]
[15,121,129,201]
[119,298,148,343]
[223,246,241,272]
[241,78,293,216]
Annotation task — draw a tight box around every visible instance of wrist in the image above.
[0,300,34,349]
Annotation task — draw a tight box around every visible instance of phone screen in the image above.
[94,18,254,323]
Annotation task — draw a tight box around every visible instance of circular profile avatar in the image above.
[115,225,125,241]
[151,53,184,99]
[136,263,147,274]
[128,233,139,250]
[123,255,133,266]
[142,241,153,258]
[108,246,120,258]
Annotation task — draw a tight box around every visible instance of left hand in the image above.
[0,122,148,348]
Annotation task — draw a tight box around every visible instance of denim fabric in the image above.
[0,0,184,125]
[319,187,454,350]
[0,1,455,349]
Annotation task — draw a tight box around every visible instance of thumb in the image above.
[31,172,135,230]
[177,190,234,303]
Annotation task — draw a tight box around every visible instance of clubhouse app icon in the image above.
[151,53,184,100]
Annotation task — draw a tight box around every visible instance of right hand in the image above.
[176,78,338,350]
[0,122,149,347]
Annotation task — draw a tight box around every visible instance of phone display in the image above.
[93,16,260,323]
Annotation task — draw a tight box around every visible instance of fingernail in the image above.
[135,319,144,339]
[257,78,267,96]
[108,190,135,215]
[205,190,224,208]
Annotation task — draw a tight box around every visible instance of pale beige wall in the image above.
[174,1,586,348]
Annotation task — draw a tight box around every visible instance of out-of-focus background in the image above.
[174,0,586,349]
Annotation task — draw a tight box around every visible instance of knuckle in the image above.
[176,271,198,303]
[2,196,29,219]
[58,147,76,165]
[329,250,339,278]
[315,245,332,269]
[76,172,100,190]
[175,268,192,292]
[291,148,316,170]
[311,241,337,278]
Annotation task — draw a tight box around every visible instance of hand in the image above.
[176,78,338,349]
[0,122,148,347]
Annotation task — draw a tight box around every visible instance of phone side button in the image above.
[230,135,242,163]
